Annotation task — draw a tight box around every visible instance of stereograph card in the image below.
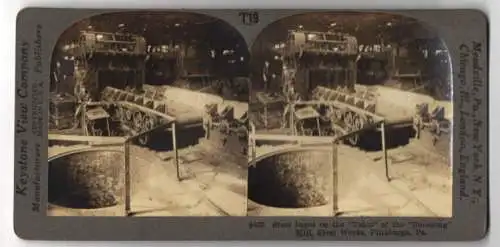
[13,8,488,241]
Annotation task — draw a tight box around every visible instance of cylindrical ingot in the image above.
[247,146,336,216]
[48,148,125,209]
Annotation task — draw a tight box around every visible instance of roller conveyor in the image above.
[311,85,417,127]
[100,85,249,143]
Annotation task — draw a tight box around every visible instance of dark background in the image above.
[51,12,251,99]
[250,12,451,100]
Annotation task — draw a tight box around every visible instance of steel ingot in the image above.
[48,148,125,209]
[247,146,335,216]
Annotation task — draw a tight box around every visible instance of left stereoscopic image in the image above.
[48,12,249,216]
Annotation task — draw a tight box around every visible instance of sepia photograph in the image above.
[12,7,489,241]
[47,12,249,216]
[247,12,452,217]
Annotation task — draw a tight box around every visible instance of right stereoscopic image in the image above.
[247,12,452,217]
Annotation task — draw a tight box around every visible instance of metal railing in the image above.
[248,119,392,216]
[53,102,181,216]
[248,119,391,182]
[124,120,180,216]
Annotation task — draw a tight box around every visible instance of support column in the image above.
[172,122,180,181]
[82,104,87,136]
[124,140,131,216]
[381,121,390,181]
[332,140,339,216]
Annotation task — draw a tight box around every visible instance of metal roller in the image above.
[344,111,354,127]
[124,108,133,122]
[348,114,366,145]
[144,114,156,130]
[133,111,145,131]
[115,105,124,121]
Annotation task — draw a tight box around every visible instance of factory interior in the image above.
[47,11,453,218]
[48,12,250,216]
[247,12,452,217]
